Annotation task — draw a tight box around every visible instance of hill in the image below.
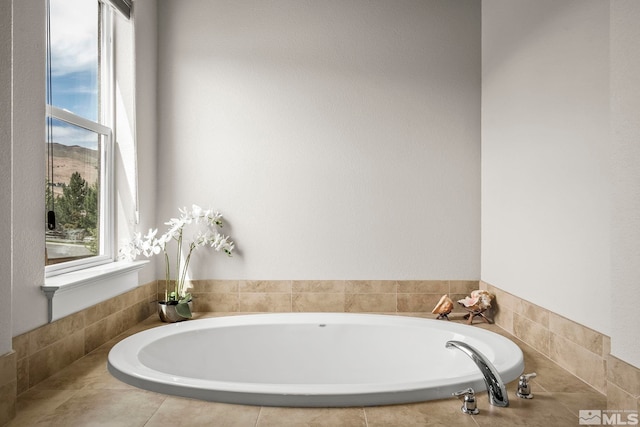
[47,143,99,196]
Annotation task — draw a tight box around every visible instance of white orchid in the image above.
[119,204,235,319]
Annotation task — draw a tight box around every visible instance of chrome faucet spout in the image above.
[446,340,509,407]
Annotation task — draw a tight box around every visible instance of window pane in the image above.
[45,119,101,265]
[47,0,99,122]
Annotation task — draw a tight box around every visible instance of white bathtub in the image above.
[107,313,524,407]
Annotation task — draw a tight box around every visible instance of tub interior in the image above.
[109,313,524,407]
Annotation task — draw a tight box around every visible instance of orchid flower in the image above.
[119,205,235,320]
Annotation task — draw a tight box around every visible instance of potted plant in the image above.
[120,205,235,322]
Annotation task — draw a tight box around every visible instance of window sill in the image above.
[41,260,149,322]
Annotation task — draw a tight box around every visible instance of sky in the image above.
[47,0,99,149]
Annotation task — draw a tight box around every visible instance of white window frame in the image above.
[45,1,115,278]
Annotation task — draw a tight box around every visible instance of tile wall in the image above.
[481,281,639,412]
[11,281,156,397]
[185,279,479,315]
[0,350,16,426]
[4,278,638,425]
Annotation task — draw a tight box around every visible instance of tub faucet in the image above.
[445,340,509,407]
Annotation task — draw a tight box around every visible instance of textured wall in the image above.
[481,0,611,335]
[156,0,481,281]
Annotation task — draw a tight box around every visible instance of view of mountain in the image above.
[46,142,99,196]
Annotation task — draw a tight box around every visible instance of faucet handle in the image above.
[516,372,537,399]
[453,388,480,415]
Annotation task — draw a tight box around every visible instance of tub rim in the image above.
[107,312,525,407]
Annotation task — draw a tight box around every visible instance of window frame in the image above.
[45,1,116,278]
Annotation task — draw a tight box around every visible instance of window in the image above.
[45,0,116,275]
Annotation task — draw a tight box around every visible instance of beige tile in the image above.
[365,399,477,427]
[33,348,128,392]
[84,318,110,354]
[396,280,448,294]
[239,293,291,312]
[28,331,84,388]
[521,349,597,394]
[16,357,29,395]
[602,335,611,359]
[0,381,16,426]
[105,308,139,341]
[84,297,120,326]
[473,392,578,426]
[607,381,640,412]
[28,312,84,355]
[516,300,549,329]
[549,312,603,356]
[7,389,79,427]
[493,306,514,334]
[345,280,396,294]
[147,396,260,427]
[11,334,28,361]
[607,354,640,396]
[292,280,345,293]
[345,293,396,312]
[491,287,518,312]
[397,293,442,312]
[449,280,479,295]
[239,280,291,293]
[513,314,549,356]
[550,333,606,394]
[292,293,345,312]
[190,279,239,293]
[193,293,239,312]
[32,388,165,426]
[552,391,607,416]
[257,407,366,427]
[0,351,16,386]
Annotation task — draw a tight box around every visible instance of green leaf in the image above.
[175,301,192,318]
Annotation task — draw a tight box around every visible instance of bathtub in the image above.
[107,313,524,407]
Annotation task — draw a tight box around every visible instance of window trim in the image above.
[45,107,115,277]
[45,0,116,278]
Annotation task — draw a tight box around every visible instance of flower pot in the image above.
[158,300,193,323]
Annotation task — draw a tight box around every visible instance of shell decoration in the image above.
[457,290,494,312]
[432,294,454,315]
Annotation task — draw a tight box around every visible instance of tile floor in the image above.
[7,312,606,427]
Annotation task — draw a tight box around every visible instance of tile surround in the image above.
[11,281,155,397]
[481,280,640,410]
[4,278,639,425]
[189,279,478,315]
[6,311,611,426]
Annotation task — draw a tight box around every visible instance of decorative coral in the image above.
[458,290,494,324]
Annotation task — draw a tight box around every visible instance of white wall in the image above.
[10,0,49,336]
[481,0,611,335]
[130,0,159,284]
[0,0,13,355]
[610,0,640,368]
[156,0,481,280]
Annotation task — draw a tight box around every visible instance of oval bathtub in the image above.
[107,313,524,407]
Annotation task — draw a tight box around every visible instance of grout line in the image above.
[362,406,369,427]
[254,406,263,427]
